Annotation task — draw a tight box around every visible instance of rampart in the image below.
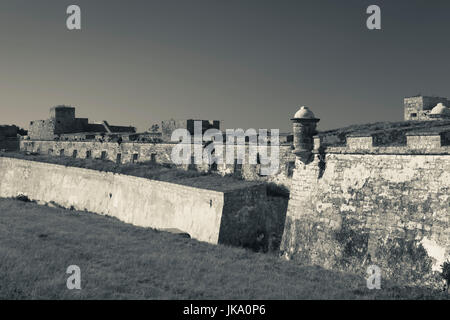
[281,111,450,285]
[20,140,295,190]
[0,157,273,246]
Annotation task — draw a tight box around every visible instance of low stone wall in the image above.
[281,150,450,285]
[0,157,268,245]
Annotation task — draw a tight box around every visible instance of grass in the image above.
[0,198,447,300]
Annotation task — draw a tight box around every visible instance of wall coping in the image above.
[21,139,293,147]
[314,146,450,155]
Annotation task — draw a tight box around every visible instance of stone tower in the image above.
[291,106,320,163]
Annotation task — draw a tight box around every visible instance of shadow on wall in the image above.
[249,195,289,254]
[219,185,289,255]
[13,187,289,255]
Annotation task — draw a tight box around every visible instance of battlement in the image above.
[312,120,450,153]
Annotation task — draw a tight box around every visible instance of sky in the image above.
[0,0,449,132]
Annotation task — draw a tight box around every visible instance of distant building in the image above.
[404,95,450,120]
[0,125,24,151]
[429,103,450,120]
[28,106,136,140]
[161,119,221,141]
[0,125,19,139]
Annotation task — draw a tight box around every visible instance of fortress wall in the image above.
[20,140,295,189]
[20,140,176,164]
[281,151,450,283]
[0,157,266,245]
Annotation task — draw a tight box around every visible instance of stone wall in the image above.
[28,119,56,140]
[21,140,177,164]
[20,140,295,190]
[281,148,450,284]
[0,157,271,246]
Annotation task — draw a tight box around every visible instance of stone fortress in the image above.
[1,94,450,283]
[16,95,450,189]
[28,105,137,141]
[20,105,297,189]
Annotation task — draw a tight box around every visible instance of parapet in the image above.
[313,120,450,154]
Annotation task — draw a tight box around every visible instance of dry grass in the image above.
[0,199,446,300]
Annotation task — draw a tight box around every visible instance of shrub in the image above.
[15,194,32,202]
[441,260,450,292]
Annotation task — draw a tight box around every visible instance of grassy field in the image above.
[0,198,447,300]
